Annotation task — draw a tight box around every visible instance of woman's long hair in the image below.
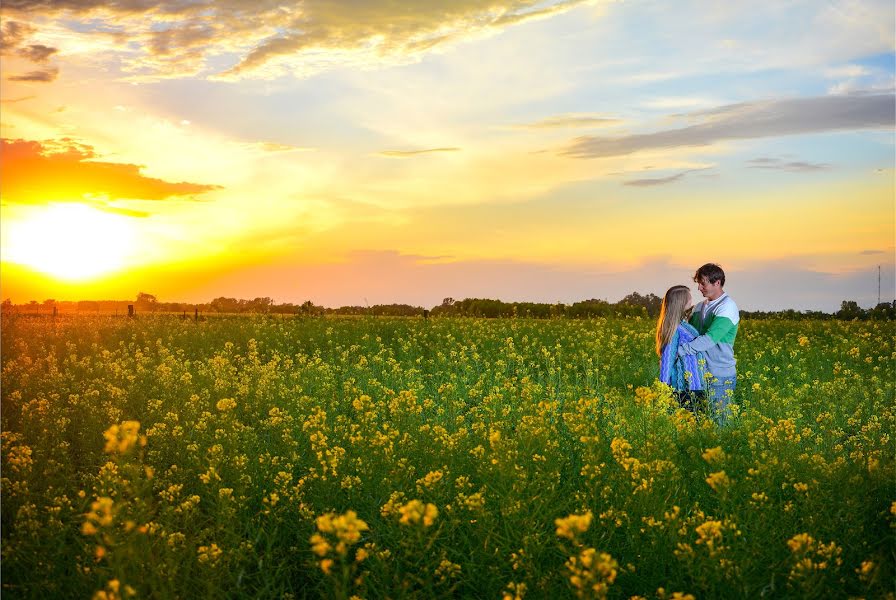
[655,285,692,356]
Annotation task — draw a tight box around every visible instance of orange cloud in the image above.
[0,138,221,204]
[1,1,592,80]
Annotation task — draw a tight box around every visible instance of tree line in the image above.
[3,292,893,320]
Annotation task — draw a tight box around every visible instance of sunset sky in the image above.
[1,1,894,311]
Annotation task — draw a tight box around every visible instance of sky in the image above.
[0,0,894,311]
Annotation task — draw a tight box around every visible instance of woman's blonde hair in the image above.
[655,285,692,356]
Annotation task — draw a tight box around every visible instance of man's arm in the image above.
[678,316,736,356]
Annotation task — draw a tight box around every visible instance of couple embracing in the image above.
[656,263,739,425]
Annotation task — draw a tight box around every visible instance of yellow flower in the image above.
[435,559,461,582]
[503,582,527,600]
[555,511,593,540]
[197,543,222,565]
[216,398,237,412]
[319,558,334,575]
[398,500,438,527]
[695,520,724,547]
[310,533,331,557]
[705,471,731,492]
[565,547,617,600]
[103,421,144,454]
[701,446,726,464]
[787,533,814,554]
[856,560,875,583]
[416,469,445,491]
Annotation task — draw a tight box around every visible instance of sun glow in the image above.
[3,204,137,281]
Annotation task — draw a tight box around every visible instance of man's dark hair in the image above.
[694,263,725,287]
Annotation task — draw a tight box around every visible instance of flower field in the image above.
[1,314,893,599]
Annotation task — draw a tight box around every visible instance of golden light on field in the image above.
[2,203,137,281]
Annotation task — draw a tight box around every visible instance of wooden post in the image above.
[195,307,199,322]
[52,305,58,318]
[128,304,135,318]
[423,309,429,319]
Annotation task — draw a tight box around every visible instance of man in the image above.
[677,263,739,424]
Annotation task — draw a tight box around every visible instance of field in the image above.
[1,314,893,599]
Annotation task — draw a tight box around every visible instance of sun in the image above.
[3,203,137,281]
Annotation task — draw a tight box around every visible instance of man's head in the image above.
[694,263,725,301]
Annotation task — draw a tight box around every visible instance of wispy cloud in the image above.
[2,0,594,80]
[250,142,313,153]
[6,67,58,82]
[561,94,895,159]
[0,138,221,204]
[514,113,622,129]
[641,97,718,110]
[747,158,831,172]
[623,172,687,187]
[622,167,712,187]
[0,95,36,104]
[860,249,886,255]
[379,147,461,158]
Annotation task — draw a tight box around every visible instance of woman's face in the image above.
[685,293,694,312]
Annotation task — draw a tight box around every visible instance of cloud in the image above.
[515,113,622,129]
[860,249,886,255]
[0,138,221,204]
[379,147,461,158]
[7,67,58,82]
[561,93,896,159]
[0,20,35,52]
[622,166,713,187]
[0,95,36,103]
[747,158,831,172]
[824,65,871,79]
[2,0,593,80]
[247,141,313,153]
[623,172,687,187]
[1,20,60,80]
[16,43,58,62]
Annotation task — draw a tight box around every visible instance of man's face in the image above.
[697,276,723,301]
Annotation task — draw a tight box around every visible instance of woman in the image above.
[656,285,707,411]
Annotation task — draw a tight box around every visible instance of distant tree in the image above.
[618,292,662,317]
[136,292,158,312]
[78,300,100,313]
[837,300,864,320]
[869,301,896,321]
[249,297,274,313]
[300,300,322,316]
[210,297,240,313]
